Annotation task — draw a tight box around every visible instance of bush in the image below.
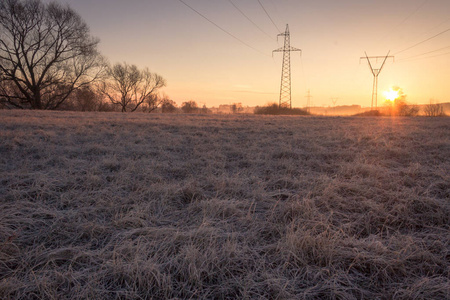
[254,103,309,115]
[58,87,102,112]
[423,102,446,117]
[161,99,178,113]
[381,99,419,116]
[181,101,199,113]
[353,110,384,117]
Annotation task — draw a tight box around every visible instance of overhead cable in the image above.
[398,49,450,62]
[257,0,281,33]
[397,45,450,61]
[377,0,429,45]
[177,0,269,57]
[394,28,450,55]
[227,0,275,41]
[393,0,430,31]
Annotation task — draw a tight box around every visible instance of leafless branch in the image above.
[0,0,105,109]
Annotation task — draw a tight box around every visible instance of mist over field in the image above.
[0,111,449,299]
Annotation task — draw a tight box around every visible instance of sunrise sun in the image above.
[383,88,400,101]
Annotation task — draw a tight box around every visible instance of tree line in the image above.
[0,0,172,112]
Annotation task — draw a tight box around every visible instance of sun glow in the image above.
[383,88,400,101]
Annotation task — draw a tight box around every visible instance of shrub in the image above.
[353,110,383,117]
[181,101,199,113]
[382,99,419,116]
[423,102,446,117]
[161,99,178,113]
[254,103,309,115]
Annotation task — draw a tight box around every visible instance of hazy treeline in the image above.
[353,99,447,117]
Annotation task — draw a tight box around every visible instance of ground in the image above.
[0,111,449,299]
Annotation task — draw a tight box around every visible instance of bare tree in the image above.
[423,101,445,117]
[101,63,165,112]
[0,0,104,109]
[143,93,172,113]
[161,98,177,113]
[396,100,419,117]
[61,86,102,112]
[143,94,161,113]
[200,104,209,114]
[181,100,198,113]
[231,103,243,114]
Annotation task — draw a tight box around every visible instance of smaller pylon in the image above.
[360,51,394,109]
[305,89,312,113]
[331,97,338,107]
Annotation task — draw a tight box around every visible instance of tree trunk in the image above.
[32,87,42,109]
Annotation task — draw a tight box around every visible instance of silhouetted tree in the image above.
[61,86,101,111]
[231,103,243,113]
[181,100,198,113]
[200,104,210,114]
[384,98,419,116]
[397,101,419,116]
[0,0,104,109]
[141,93,172,113]
[143,94,161,113]
[424,101,445,117]
[101,63,165,112]
[161,99,177,113]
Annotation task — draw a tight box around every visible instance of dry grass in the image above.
[0,110,449,299]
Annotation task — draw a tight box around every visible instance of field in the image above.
[0,110,449,299]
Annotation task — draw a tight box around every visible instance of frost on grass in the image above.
[0,111,449,299]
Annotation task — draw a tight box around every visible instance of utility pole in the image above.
[305,89,312,113]
[273,24,301,109]
[360,51,394,109]
[331,97,339,115]
[331,97,339,114]
[331,97,339,107]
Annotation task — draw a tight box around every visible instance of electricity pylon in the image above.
[305,89,312,113]
[331,97,339,107]
[360,51,394,109]
[273,24,301,109]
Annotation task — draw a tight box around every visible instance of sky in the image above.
[53,0,450,108]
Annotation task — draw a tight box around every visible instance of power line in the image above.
[392,0,430,31]
[177,0,269,57]
[393,16,450,53]
[257,0,281,33]
[397,0,429,27]
[425,17,450,34]
[377,0,429,45]
[227,0,275,41]
[420,50,450,59]
[397,45,450,61]
[398,49,450,62]
[394,27,450,55]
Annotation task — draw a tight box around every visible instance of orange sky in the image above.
[56,0,450,107]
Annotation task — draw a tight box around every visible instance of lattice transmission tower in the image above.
[273,24,301,109]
